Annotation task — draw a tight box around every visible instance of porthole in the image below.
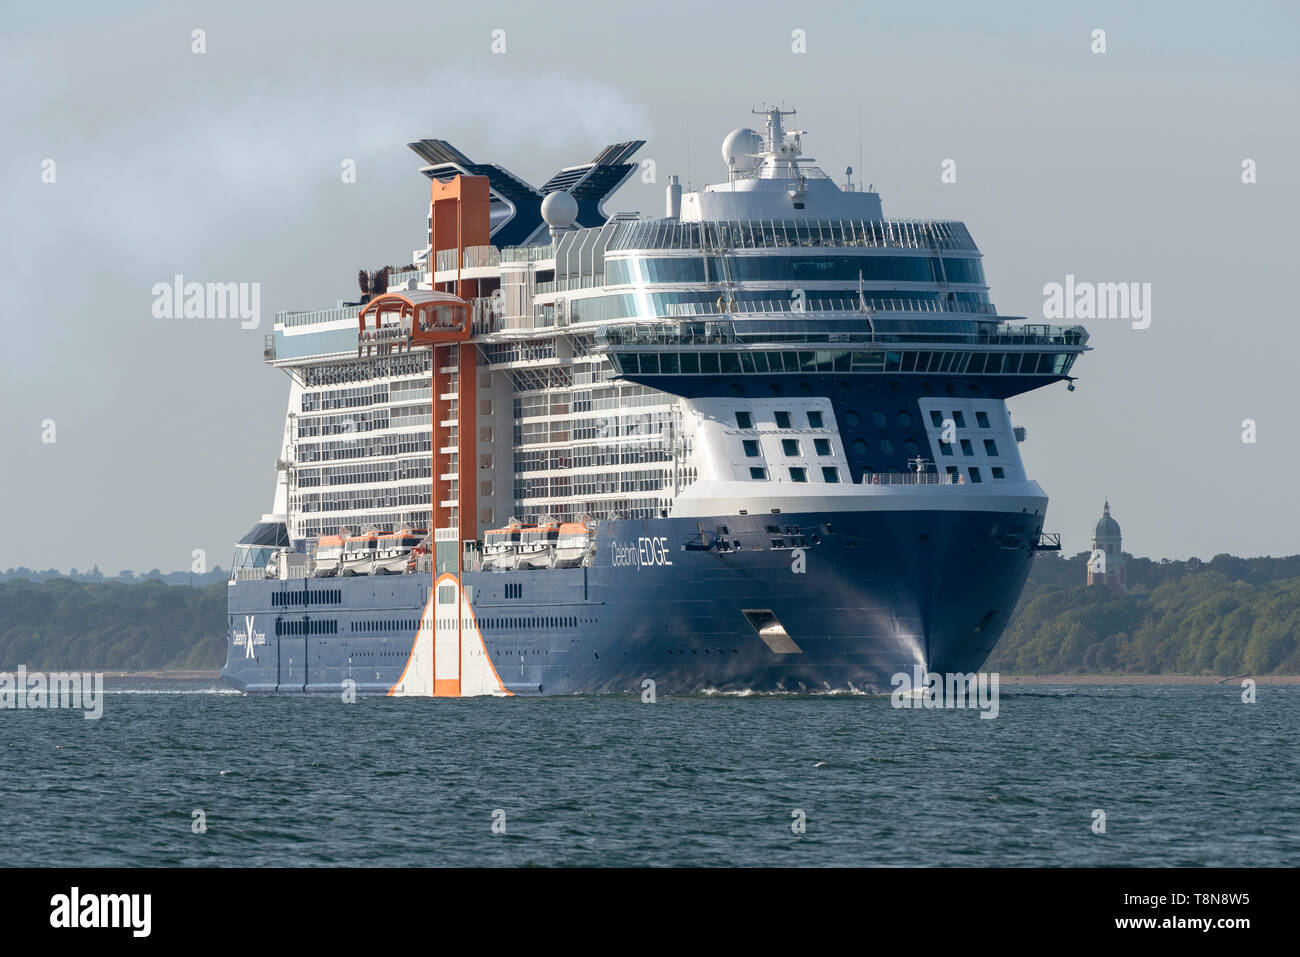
[871,410,887,428]
[904,439,920,455]
[845,410,861,427]
[852,438,868,456]
[897,410,912,427]
[880,439,895,455]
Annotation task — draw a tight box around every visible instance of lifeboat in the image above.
[517,520,561,569]
[553,518,597,568]
[340,532,379,576]
[310,534,346,578]
[482,522,524,571]
[373,528,429,575]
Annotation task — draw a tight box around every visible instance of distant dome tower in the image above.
[1087,500,1127,593]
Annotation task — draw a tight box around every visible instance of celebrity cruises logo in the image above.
[0,666,104,719]
[233,616,266,659]
[890,666,1000,719]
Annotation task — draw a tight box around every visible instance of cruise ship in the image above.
[222,107,1086,696]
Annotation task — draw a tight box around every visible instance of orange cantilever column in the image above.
[358,173,490,696]
[426,173,489,548]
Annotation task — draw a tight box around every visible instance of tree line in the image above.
[0,552,1297,674]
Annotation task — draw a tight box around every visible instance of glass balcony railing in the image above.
[499,243,555,263]
[594,318,1088,350]
[434,245,501,272]
[276,304,362,328]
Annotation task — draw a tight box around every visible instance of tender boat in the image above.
[517,521,561,569]
[553,519,597,568]
[482,523,524,571]
[340,533,378,576]
[373,528,429,575]
[310,534,345,577]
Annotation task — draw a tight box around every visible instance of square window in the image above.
[991,467,1005,479]
[749,467,767,480]
[929,410,944,427]
[821,466,840,483]
[940,442,953,456]
[945,465,959,476]
[743,439,761,457]
[952,411,966,427]
[807,410,824,428]
[984,439,999,456]
[960,439,973,455]
[774,411,792,429]
[789,467,808,483]
[967,467,982,484]
[975,411,990,429]
[735,411,753,429]
[814,438,832,456]
[782,438,801,456]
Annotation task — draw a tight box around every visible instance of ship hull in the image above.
[222,508,1037,696]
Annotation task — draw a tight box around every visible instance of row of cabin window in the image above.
[735,410,823,430]
[929,409,992,430]
[744,438,834,458]
[939,439,999,457]
[748,466,842,483]
[746,465,1007,483]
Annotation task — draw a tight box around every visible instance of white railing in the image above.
[277,304,362,328]
[434,246,501,272]
[861,471,963,485]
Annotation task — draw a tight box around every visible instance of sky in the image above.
[2,0,1298,573]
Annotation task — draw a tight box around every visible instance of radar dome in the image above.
[540,190,579,228]
[721,128,763,171]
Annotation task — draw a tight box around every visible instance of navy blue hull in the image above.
[222,509,1039,695]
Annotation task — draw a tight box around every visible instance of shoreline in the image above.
[998,673,1300,685]
[83,670,1300,686]
[103,670,222,681]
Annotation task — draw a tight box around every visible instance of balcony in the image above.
[499,242,555,264]
[434,245,501,272]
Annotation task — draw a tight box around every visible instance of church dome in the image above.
[1094,500,1121,538]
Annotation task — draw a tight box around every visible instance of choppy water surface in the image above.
[3,683,1297,866]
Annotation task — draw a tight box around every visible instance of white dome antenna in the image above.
[540,190,579,242]
[721,128,763,183]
